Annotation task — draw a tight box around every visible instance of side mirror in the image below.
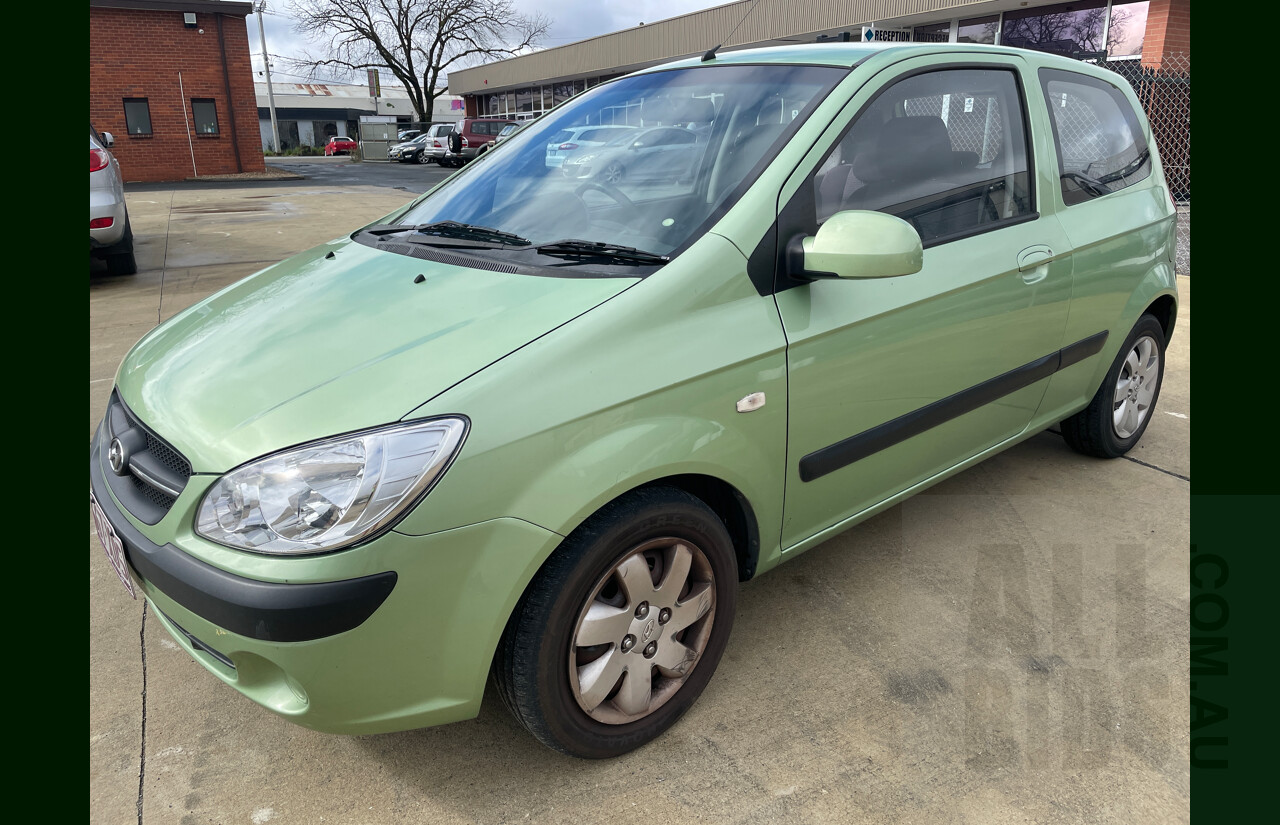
[792,210,923,280]
[102,131,115,148]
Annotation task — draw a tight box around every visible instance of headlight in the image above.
[569,153,597,165]
[196,418,467,555]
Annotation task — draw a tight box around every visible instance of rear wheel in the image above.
[494,486,737,758]
[1061,313,1166,457]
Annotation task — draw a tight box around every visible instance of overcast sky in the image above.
[248,1,735,88]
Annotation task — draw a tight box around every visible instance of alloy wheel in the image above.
[568,538,715,724]
[1112,334,1160,439]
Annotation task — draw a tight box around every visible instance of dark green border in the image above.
[1191,35,1274,817]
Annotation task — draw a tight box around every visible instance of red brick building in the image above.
[1142,0,1190,69]
[90,0,265,182]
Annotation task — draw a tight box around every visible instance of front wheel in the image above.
[494,486,737,758]
[599,161,625,185]
[1061,313,1166,457]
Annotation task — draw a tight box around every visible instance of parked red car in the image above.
[324,135,358,156]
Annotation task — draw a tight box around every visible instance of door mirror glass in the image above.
[799,210,923,280]
[102,131,115,148]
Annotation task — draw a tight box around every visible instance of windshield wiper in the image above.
[1096,148,1150,185]
[1060,171,1112,198]
[364,221,531,246]
[534,239,670,265]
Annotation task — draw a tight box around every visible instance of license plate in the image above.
[90,491,136,599]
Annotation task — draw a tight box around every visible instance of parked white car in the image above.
[544,124,635,168]
[90,124,136,275]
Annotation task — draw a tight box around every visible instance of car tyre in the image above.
[494,486,737,758]
[1061,313,1166,458]
[414,151,425,164]
[600,162,625,185]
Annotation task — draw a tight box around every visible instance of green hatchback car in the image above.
[91,43,1177,758]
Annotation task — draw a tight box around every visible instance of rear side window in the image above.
[580,128,621,142]
[1039,69,1151,206]
[811,67,1034,245]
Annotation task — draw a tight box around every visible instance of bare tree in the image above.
[1002,7,1108,55]
[288,0,551,121]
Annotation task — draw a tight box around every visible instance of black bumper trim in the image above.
[91,426,397,642]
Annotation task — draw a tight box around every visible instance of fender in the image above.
[1083,261,1178,394]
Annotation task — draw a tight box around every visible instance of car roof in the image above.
[639,42,1112,74]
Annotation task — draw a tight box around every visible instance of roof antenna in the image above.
[702,0,763,62]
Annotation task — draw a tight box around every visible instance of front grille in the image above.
[144,432,190,479]
[102,391,192,524]
[131,474,177,511]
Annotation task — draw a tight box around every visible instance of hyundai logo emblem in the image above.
[108,437,128,475]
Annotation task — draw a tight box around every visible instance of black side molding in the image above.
[1058,330,1109,370]
[91,427,397,643]
[798,331,1109,482]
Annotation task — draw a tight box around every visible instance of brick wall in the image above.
[90,6,265,182]
[1142,0,1191,68]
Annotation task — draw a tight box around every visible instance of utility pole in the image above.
[256,1,281,152]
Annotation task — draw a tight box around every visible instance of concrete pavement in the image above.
[90,179,1190,825]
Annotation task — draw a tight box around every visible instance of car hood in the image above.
[115,238,636,472]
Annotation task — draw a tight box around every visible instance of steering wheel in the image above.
[575,180,634,209]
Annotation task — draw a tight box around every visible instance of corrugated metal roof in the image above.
[448,0,1026,95]
[253,82,462,115]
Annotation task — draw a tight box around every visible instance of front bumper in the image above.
[90,420,562,733]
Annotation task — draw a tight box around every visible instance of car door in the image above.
[628,129,676,180]
[774,57,1077,550]
[650,128,698,180]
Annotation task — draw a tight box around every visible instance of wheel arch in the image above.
[636,473,761,582]
[1083,264,1177,393]
[1145,292,1177,344]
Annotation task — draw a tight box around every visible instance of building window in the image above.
[192,99,219,134]
[957,15,999,44]
[912,22,951,43]
[1001,0,1108,58]
[1107,1,1149,57]
[123,99,152,135]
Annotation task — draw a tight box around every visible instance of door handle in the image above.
[1017,245,1053,284]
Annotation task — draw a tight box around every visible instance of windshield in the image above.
[388,64,845,266]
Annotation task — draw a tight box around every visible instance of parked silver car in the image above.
[418,123,458,163]
[560,126,704,184]
[544,124,636,168]
[90,124,136,275]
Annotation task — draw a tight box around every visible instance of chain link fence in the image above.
[1101,54,1189,274]
[1101,54,1190,204]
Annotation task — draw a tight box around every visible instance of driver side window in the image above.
[812,67,1034,245]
